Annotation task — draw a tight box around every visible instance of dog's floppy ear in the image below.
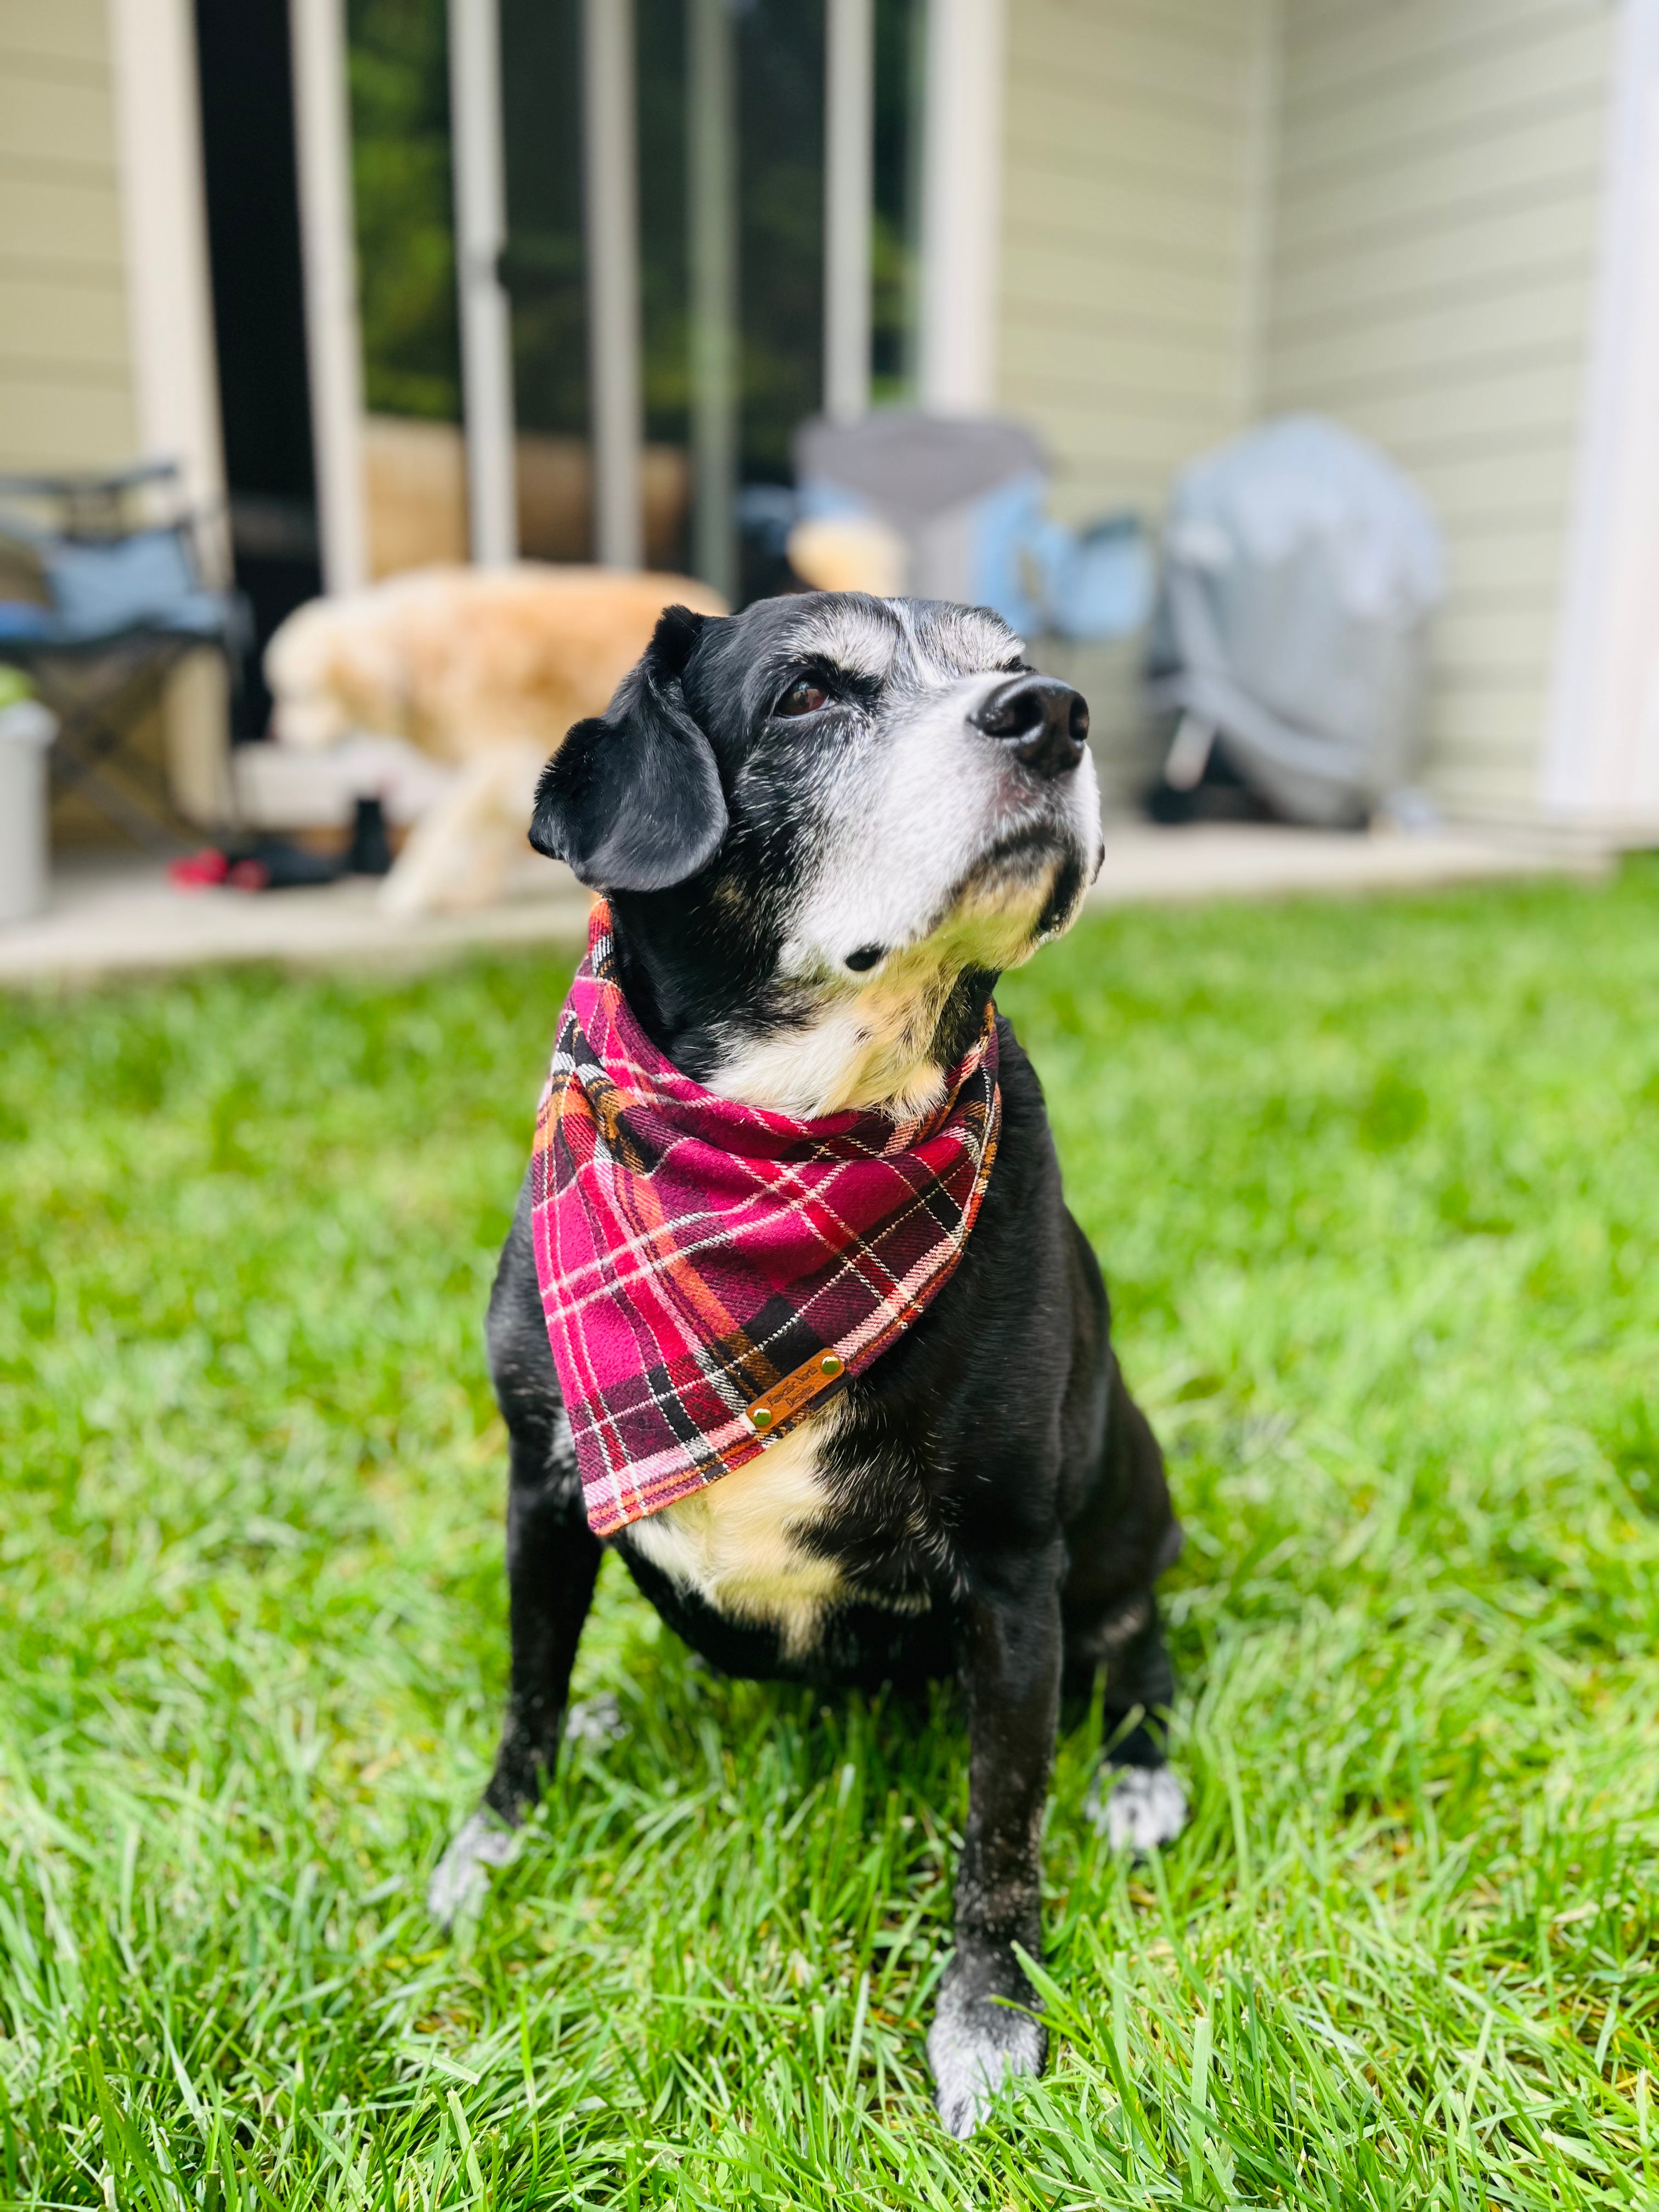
[529,605,726,891]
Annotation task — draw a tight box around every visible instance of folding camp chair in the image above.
[0,460,250,850]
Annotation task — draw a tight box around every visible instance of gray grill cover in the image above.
[1147,415,1444,825]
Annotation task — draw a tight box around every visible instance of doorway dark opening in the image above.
[194,0,323,737]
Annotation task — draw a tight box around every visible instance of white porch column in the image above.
[449,0,518,565]
[688,0,739,601]
[289,0,368,592]
[583,0,644,568]
[1542,0,1659,832]
[105,0,225,537]
[823,0,874,421]
[917,0,1007,415]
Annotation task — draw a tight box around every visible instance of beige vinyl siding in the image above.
[996,0,1271,782]
[0,0,136,471]
[997,0,1265,511]
[1260,0,1615,819]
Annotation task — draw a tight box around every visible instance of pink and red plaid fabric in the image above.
[531,902,1002,1538]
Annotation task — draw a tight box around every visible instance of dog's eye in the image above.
[776,678,829,718]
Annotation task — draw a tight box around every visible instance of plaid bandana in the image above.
[531,901,1001,1538]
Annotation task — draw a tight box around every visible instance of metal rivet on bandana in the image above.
[751,1407,774,1431]
[819,1354,844,1379]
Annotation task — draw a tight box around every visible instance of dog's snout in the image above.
[969,675,1089,778]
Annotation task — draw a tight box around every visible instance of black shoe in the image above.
[345,795,393,876]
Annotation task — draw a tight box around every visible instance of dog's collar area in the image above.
[529,900,1001,1538]
[612,896,994,1122]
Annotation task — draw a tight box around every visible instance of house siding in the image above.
[0,0,136,471]
[1260,0,1615,819]
[995,0,1271,786]
[995,0,1615,822]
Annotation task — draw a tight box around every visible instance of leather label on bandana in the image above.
[531,900,1001,1538]
[743,1347,850,1436]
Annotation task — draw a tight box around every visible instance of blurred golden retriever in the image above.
[264,565,727,914]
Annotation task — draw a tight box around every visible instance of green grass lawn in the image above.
[3,864,1657,2209]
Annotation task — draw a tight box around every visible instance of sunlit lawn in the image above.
[2,860,1657,2207]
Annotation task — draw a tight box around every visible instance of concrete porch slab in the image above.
[1086,819,1611,907]
[0,854,595,988]
[0,821,1612,988]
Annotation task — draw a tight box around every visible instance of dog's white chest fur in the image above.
[622,1414,848,1658]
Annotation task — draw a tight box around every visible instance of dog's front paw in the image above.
[427,1808,521,1928]
[1087,1763,1188,1853]
[926,1950,1046,2139]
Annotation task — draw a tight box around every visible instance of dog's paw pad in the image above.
[927,1996,1045,2139]
[564,1692,625,1746]
[1088,1764,1189,1853]
[427,1809,520,1927]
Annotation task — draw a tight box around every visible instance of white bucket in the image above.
[0,699,57,927]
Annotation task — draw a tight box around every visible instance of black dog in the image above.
[431,593,1184,2136]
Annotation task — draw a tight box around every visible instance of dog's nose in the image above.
[969,675,1090,778]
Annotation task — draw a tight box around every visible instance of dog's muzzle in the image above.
[970,675,1090,781]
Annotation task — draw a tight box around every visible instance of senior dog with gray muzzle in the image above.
[430,592,1186,2137]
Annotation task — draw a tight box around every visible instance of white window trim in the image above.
[823,0,875,422]
[290,0,369,594]
[687,0,740,599]
[582,0,644,569]
[1543,0,1659,833]
[918,0,1006,416]
[451,0,518,566]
